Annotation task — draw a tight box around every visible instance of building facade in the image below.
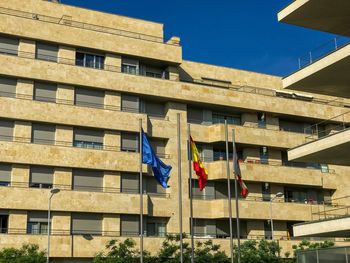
[0,0,349,261]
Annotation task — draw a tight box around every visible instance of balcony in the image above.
[190,123,306,149]
[278,0,350,37]
[288,112,350,166]
[205,159,336,188]
[0,5,182,63]
[0,92,147,133]
[282,39,350,98]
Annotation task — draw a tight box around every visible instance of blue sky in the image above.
[61,0,334,76]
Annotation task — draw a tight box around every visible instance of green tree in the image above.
[237,240,283,263]
[0,244,46,263]
[291,239,334,259]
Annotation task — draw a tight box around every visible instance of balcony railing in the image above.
[311,196,350,221]
[1,181,170,198]
[0,135,171,159]
[0,6,176,45]
[0,46,350,110]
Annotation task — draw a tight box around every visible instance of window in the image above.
[31,124,56,145]
[262,182,271,201]
[193,219,216,237]
[34,82,57,103]
[192,180,215,200]
[121,95,140,113]
[76,51,105,69]
[27,211,49,235]
[75,88,105,109]
[0,120,14,142]
[121,58,139,75]
[146,176,165,196]
[36,42,58,62]
[149,139,166,157]
[30,166,54,189]
[0,36,18,55]
[258,112,266,128]
[0,77,16,98]
[71,213,102,235]
[142,101,165,118]
[285,188,324,204]
[146,217,167,237]
[73,169,103,192]
[212,113,241,125]
[0,164,11,186]
[121,215,139,236]
[0,212,8,233]
[187,108,203,124]
[121,133,139,152]
[73,128,104,150]
[260,147,268,164]
[121,173,139,193]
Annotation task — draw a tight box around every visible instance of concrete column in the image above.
[105,91,121,110]
[166,66,179,81]
[58,45,75,64]
[11,164,30,186]
[16,79,34,97]
[52,212,71,233]
[103,214,120,235]
[55,126,73,146]
[18,39,35,59]
[57,84,74,105]
[8,210,27,234]
[14,121,32,141]
[241,113,258,128]
[54,167,72,188]
[105,54,121,72]
[104,171,120,192]
[104,131,120,150]
[266,114,279,131]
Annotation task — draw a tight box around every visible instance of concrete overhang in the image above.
[278,0,350,36]
[293,216,350,237]
[282,44,350,98]
[288,128,350,166]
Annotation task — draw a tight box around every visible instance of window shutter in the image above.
[187,108,203,124]
[0,164,11,182]
[0,77,16,97]
[121,95,139,112]
[28,211,49,223]
[0,120,14,141]
[121,173,139,193]
[32,124,56,145]
[74,129,104,144]
[0,36,18,55]
[121,215,139,236]
[30,166,54,185]
[75,88,105,108]
[73,169,103,192]
[72,213,102,234]
[144,101,164,117]
[36,43,58,62]
[149,139,166,155]
[34,82,57,102]
[121,133,138,151]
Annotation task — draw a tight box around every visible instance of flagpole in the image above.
[177,113,183,263]
[139,119,144,263]
[224,119,234,263]
[232,129,241,263]
[188,123,195,263]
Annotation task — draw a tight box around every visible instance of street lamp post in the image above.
[269,192,284,240]
[47,188,60,263]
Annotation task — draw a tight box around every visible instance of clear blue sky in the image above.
[61,0,334,77]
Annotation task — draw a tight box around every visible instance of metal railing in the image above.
[297,246,350,263]
[0,6,177,45]
[1,181,170,198]
[0,135,171,159]
[295,35,350,72]
[311,196,350,221]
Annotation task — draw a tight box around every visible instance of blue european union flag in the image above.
[142,129,172,188]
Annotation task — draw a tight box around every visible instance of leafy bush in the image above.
[0,244,46,263]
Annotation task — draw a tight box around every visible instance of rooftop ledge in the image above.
[278,0,350,37]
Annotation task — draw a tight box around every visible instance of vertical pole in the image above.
[232,129,241,263]
[270,199,274,240]
[177,113,183,263]
[225,120,234,263]
[47,195,52,263]
[334,37,338,50]
[309,51,312,64]
[298,58,301,69]
[188,124,194,263]
[345,247,348,263]
[139,119,143,263]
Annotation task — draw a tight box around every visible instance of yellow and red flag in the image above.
[190,136,208,191]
